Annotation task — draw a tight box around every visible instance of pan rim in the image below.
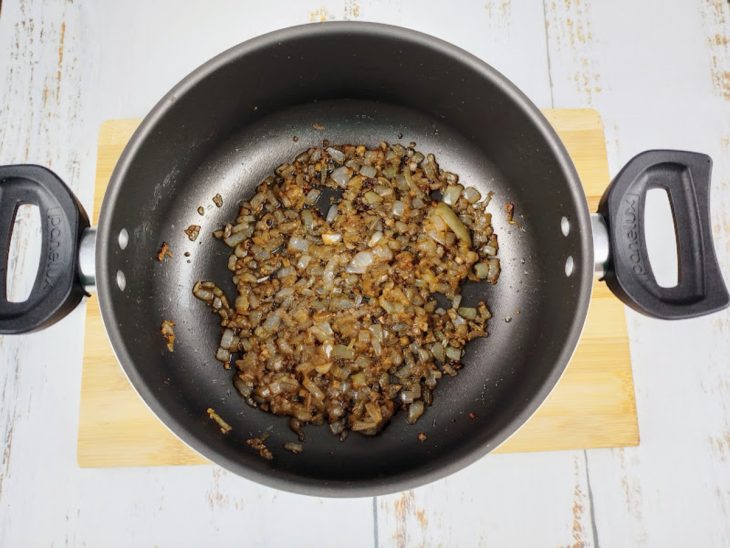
[96,21,594,497]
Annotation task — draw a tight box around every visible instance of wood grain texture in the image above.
[77,109,638,468]
[3,1,730,546]
[543,1,730,546]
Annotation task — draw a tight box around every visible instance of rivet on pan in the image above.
[565,256,574,277]
[118,228,129,250]
[116,270,127,291]
[560,216,570,237]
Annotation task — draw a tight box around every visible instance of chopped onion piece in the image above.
[224,231,247,248]
[374,185,393,197]
[303,377,325,400]
[193,285,214,302]
[430,343,445,362]
[207,408,232,433]
[464,186,481,203]
[331,297,354,309]
[360,165,377,178]
[363,191,383,205]
[301,209,315,230]
[372,245,393,261]
[351,420,376,432]
[284,441,303,454]
[326,147,346,163]
[296,255,312,269]
[332,344,355,359]
[322,233,342,245]
[322,256,338,291]
[392,200,404,217]
[311,324,332,343]
[434,202,471,246]
[216,347,231,363]
[487,258,501,283]
[288,235,309,253]
[445,172,459,184]
[220,328,234,349]
[368,323,383,341]
[304,189,321,205]
[276,287,295,301]
[263,311,281,331]
[407,401,425,424]
[346,251,374,274]
[368,231,383,247]
[326,204,338,223]
[351,372,367,387]
[330,166,352,187]
[442,184,464,206]
[318,321,334,337]
[371,337,382,356]
[445,346,462,361]
[277,266,295,279]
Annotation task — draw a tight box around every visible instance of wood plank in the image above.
[80,298,207,466]
[77,108,639,468]
[4,2,729,547]
[369,5,606,547]
[543,1,730,547]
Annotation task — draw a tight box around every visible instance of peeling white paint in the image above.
[1,0,730,546]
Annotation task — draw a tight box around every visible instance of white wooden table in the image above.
[1,1,729,546]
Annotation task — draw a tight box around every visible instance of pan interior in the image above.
[103,98,584,490]
[97,25,591,495]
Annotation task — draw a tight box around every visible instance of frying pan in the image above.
[1,23,728,497]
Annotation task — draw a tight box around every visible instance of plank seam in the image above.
[584,449,601,548]
[541,0,556,108]
[372,497,379,548]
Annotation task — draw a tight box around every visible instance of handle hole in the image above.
[644,188,678,288]
[6,204,42,303]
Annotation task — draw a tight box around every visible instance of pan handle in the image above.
[597,150,729,319]
[0,165,89,334]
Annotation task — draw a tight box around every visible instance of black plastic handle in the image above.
[598,150,729,319]
[0,165,89,334]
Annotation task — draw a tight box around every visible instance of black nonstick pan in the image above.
[0,23,727,496]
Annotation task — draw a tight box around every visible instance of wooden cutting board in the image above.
[77,109,639,468]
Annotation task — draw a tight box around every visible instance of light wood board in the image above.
[77,109,639,467]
